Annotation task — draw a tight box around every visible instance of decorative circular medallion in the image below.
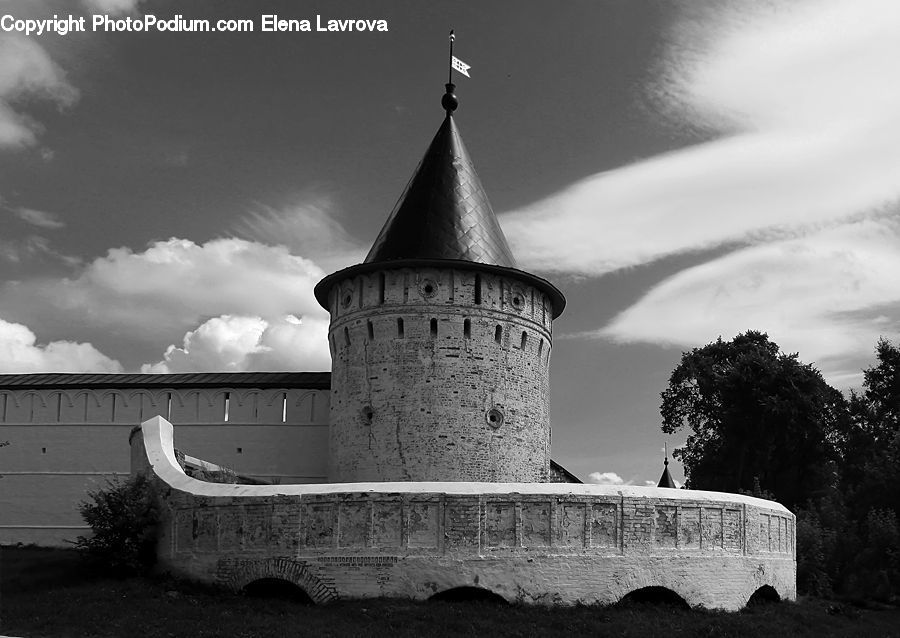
[485,407,504,429]
[418,278,438,299]
[510,288,526,311]
[340,288,354,309]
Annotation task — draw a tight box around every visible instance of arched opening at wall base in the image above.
[242,578,314,604]
[429,586,508,604]
[746,585,781,607]
[618,586,690,609]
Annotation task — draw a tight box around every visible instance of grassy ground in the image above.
[3,546,900,638]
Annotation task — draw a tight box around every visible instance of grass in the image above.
[3,546,900,638]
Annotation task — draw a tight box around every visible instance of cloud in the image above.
[0,235,79,266]
[588,472,625,486]
[0,317,122,373]
[501,0,900,276]
[600,217,900,387]
[232,198,365,273]
[0,35,78,148]
[10,207,65,229]
[142,314,331,373]
[0,237,334,369]
[81,0,144,15]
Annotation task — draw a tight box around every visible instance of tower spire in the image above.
[658,442,676,488]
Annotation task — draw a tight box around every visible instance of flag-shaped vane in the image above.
[448,30,471,79]
[451,55,471,78]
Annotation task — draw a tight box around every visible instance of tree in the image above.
[660,331,847,509]
[74,474,159,575]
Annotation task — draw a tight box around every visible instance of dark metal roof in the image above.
[0,372,331,390]
[365,113,516,267]
[657,459,677,489]
[550,459,583,484]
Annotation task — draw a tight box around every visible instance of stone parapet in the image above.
[136,417,796,609]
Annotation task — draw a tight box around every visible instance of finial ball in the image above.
[442,83,458,113]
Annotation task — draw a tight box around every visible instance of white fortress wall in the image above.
[136,417,796,610]
[0,385,329,545]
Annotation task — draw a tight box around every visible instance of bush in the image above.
[74,474,160,575]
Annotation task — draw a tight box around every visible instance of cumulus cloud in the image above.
[142,314,330,373]
[0,236,334,369]
[0,35,78,148]
[588,472,625,486]
[15,237,328,336]
[0,317,122,373]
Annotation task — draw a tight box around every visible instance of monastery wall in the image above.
[327,266,554,483]
[138,417,796,610]
[0,386,329,545]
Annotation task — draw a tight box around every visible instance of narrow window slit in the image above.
[464,318,471,338]
[495,325,503,345]
[430,318,438,337]
[538,338,544,358]
[281,392,287,423]
[367,320,374,340]
[344,326,351,347]
[397,317,404,338]
[224,392,230,422]
[166,392,172,420]
[521,331,528,349]
[474,274,482,304]
[378,272,386,304]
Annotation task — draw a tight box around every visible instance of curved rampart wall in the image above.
[136,417,796,610]
[326,266,554,483]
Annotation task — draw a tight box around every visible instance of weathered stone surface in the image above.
[326,268,554,483]
[137,417,796,611]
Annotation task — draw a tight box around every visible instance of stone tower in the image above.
[314,84,565,483]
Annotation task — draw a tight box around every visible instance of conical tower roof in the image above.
[315,83,565,317]
[365,104,516,267]
[658,447,676,488]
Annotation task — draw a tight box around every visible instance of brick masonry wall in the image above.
[0,386,328,545]
[326,266,555,483]
[137,416,796,610]
[156,487,795,610]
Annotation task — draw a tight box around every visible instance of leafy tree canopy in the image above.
[661,331,847,509]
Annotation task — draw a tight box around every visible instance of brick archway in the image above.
[221,557,338,604]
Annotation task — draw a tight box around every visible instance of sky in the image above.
[1,0,899,487]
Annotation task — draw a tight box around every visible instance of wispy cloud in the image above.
[500,0,900,386]
[81,0,144,15]
[502,0,900,276]
[0,235,80,266]
[0,35,78,149]
[11,207,65,229]
[232,197,365,273]
[600,217,900,387]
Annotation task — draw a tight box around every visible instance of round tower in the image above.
[314,85,565,483]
